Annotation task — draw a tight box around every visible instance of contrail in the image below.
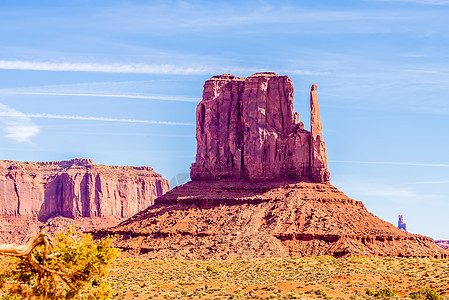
[0,60,329,76]
[0,60,212,75]
[0,91,199,103]
[0,112,194,126]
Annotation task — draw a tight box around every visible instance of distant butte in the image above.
[95,73,448,259]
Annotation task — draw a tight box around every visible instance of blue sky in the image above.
[0,0,448,239]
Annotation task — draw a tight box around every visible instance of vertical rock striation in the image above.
[190,72,329,183]
[0,159,169,221]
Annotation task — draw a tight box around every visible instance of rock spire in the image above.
[398,215,407,231]
[310,84,329,182]
[190,72,330,183]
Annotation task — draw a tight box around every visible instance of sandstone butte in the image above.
[0,158,168,243]
[97,72,447,259]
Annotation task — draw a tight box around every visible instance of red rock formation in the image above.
[190,72,329,183]
[94,72,448,259]
[0,159,168,242]
[98,180,448,259]
[310,84,330,182]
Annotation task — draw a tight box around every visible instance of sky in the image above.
[0,0,448,239]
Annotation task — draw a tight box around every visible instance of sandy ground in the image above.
[107,256,449,299]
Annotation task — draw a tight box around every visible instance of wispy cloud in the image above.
[330,160,449,168]
[0,104,40,142]
[0,60,212,75]
[98,2,421,32]
[0,91,199,103]
[0,60,329,77]
[0,111,193,126]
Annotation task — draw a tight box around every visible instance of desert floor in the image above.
[108,256,449,299]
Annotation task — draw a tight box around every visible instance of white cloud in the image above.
[4,125,40,142]
[0,111,193,126]
[0,104,40,142]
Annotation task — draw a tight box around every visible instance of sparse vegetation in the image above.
[99,256,449,299]
[1,238,448,299]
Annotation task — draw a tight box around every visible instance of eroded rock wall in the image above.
[190,72,329,182]
[0,159,169,222]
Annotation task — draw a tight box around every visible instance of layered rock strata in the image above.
[95,72,448,259]
[98,180,447,259]
[190,72,329,182]
[0,159,168,243]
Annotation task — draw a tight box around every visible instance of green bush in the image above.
[366,288,375,296]
[316,289,328,297]
[366,287,397,298]
[409,291,424,299]
[375,288,397,298]
[408,288,442,300]
[0,228,120,299]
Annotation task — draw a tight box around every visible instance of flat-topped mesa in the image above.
[0,159,169,221]
[190,72,330,183]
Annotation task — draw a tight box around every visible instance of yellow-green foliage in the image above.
[0,228,119,299]
[409,288,444,300]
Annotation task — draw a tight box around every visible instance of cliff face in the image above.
[190,72,329,182]
[0,159,169,222]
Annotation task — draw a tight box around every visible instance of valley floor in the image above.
[108,256,449,299]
